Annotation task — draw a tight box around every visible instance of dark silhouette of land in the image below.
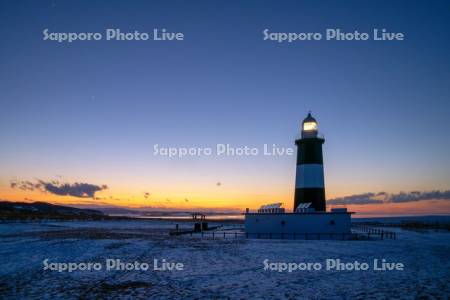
[0,201,130,221]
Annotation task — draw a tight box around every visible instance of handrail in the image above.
[295,132,325,140]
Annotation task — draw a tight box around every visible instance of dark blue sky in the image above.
[0,0,449,211]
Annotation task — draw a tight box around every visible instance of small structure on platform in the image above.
[170,212,222,236]
[258,203,285,213]
[294,202,313,213]
[192,212,208,232]
[244,113,354,240]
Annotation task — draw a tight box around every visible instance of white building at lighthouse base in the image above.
[244,204,353,240]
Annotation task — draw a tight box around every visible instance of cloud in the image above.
[328,190,450,205]
[327,193,384,205]
[389,190,450,203]
[11,179,107,198]
[10,180,42,191]
[39,181,108,198]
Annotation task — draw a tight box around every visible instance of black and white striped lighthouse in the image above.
[294,112,326,212]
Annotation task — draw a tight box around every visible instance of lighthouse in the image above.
[244,112,353,239]
[294,112,326,212]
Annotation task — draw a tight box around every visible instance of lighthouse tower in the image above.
[294,112,326,212]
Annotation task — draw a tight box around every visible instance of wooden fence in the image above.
[177,231,355,240]
[352,225,396,239]
[171,227,397,240]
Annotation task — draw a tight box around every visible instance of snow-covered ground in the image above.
[0,220,448,299]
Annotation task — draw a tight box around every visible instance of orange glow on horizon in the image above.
[1,183,449,216]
